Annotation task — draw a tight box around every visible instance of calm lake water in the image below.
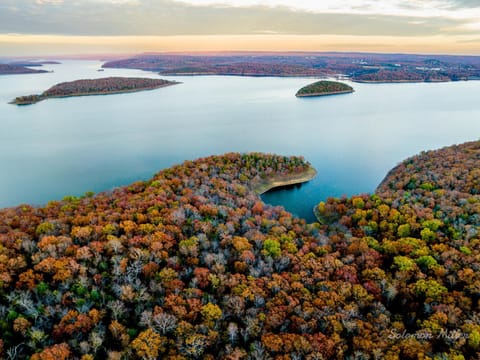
[2,60,480,222]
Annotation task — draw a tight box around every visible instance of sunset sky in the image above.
[1,0,480,56]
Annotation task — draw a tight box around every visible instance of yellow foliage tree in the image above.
[131,328,166,360]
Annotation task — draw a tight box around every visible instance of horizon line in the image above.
[4,49,480,60]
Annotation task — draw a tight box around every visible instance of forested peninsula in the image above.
[295,81,353,97]
[0,64,48,75]
[10,77,179,105]
[1,143,480,358]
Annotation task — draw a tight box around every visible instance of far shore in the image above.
[161,72,328,78]
[351,79,449,84]
[251,166,317,195]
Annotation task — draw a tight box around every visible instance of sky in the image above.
[1,0,480,56]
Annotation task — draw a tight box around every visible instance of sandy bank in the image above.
[252,167,317,195]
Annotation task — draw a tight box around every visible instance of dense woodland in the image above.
[0,143,480,359]
[11,77,177,105]
[103,52,480,82]
[295,81,353,97]
[315,140,480,359]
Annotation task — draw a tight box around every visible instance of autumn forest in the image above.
[0,141,479,359]
[5,0,480,357]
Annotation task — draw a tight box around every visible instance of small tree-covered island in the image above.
[295,80,354,97]
[9,77,179,105]
[2,142,480,358]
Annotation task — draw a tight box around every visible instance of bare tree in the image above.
[152,312,178,335]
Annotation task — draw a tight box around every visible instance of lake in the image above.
[2,60,480,222]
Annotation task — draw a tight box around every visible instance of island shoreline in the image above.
[296,89,354,97]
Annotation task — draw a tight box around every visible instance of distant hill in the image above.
[103,52,480,81]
